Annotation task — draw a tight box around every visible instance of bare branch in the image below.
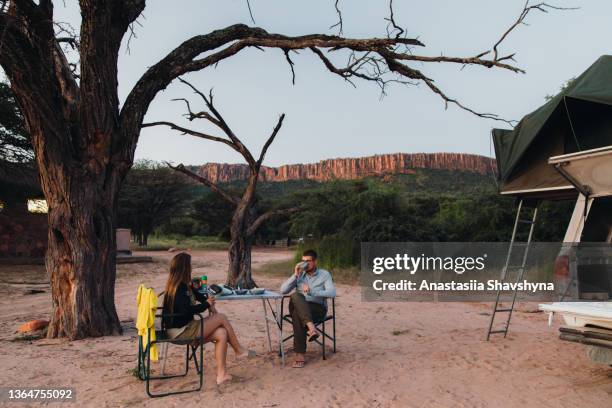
[177,77,257,167]
[384,0,405,39]
[481,1,577,63]
[383,57,516,125]
[380,50,525,73]
[141,121,238,151]
[171,97,196,118]
[329,0,343,35]
[54,21,80,51]
[247,207,299,236]
[166,162,239,205]
[283,49,296,84]
[245,0,256,24]
[257,114,285,168]
[56,37,78,48]
[311,47,377,86]
[311,47,417,97]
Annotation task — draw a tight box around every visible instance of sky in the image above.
[52,0,612,166]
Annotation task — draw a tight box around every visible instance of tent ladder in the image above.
[486,198,539,341]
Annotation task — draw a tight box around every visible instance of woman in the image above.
[162,252,251,385]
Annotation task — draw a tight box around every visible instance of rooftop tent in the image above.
[492,127,574,199]
[492,55,612,199]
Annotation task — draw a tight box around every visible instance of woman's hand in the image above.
[206,295,216,307]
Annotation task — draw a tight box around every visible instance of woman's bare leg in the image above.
[206,327,231,385]
[204,313,246,355]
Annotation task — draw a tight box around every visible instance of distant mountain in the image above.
[188,153,497,184]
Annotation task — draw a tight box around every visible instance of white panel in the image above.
[549,146,612,198]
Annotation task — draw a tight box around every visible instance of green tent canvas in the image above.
[492,55,612,199]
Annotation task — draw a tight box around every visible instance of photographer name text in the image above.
[372,279,554,292]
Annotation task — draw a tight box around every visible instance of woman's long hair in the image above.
[163,252,192,315]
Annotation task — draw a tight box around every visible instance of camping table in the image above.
[216,290,286,366]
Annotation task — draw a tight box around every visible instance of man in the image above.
[280,249,336,368]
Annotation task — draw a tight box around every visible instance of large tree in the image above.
[0,0,556,338]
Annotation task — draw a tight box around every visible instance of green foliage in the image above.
[191,191,235,238]
[132,234,227,251]
[158,216,202,237]
[188,184,296,242]
[533,200,575,241]
[545,77,576,101]
[0,81,32,163]
[117,160,192,245]
[432,193,517,241]
[199,178,321,199]
[286,176,573,270]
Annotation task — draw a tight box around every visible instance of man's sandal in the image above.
[307,331,319,342]
[292,359,305,368]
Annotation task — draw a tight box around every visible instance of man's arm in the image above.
[311,271,336,298]
[280,274,297,295]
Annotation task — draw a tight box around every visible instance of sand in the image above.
[0,248,610,407]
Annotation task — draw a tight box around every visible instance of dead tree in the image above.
[0,0,559,338]
[143,79,296,288]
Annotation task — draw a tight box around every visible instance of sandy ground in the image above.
[0,248,610,408]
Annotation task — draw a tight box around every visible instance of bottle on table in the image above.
[200,275,207,294]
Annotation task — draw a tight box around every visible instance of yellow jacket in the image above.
[136,284,158,361]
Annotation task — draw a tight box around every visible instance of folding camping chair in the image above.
[137,310,204,398]
[280,296,337,359]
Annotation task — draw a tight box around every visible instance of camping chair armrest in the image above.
[281,295,291,307]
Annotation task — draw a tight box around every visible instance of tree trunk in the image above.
[226,201,257,288]
[227,233,256,288]
[45,178,122,339]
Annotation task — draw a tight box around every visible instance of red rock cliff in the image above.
[192,153,496,183]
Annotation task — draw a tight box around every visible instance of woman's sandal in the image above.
[292,359,305,368]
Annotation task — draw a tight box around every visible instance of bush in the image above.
[131,234,228,251]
